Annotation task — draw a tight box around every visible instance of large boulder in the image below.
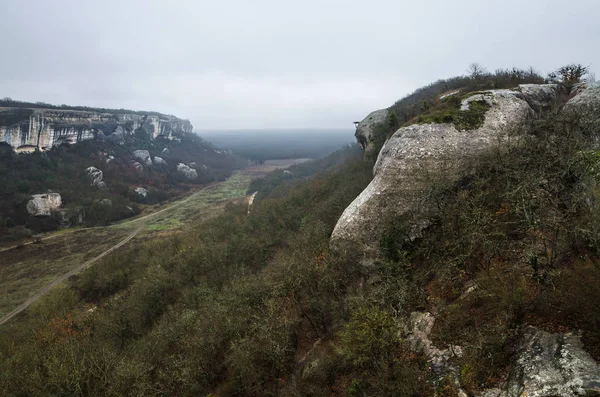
[331,85,558,259]
[177,163,197,180]
[134,187,148,198]
[564,81,600,133]
[85,166,105,189]
[27,193,62,217]
[153,156,167,166]
[133,150,152,166]
[503,327,600,397]
[355,108,389,151]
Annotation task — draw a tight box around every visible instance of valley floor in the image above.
[0,171,255,322]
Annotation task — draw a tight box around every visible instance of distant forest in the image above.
[200,128,354,160]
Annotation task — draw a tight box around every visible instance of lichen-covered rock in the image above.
[26,193,62,217]
[518,83,558,111]
[134,187,148,198]
[331,86,558,259]
[85,166,105,188]
[505,327,600,397]
[133,150,152,166]
[177,163,197,180]
[355,108,389,151]
[153,156,167,166]
[565,81,600,133]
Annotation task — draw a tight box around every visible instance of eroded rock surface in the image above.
[505,327,600,397]
[133,150,152,167]
[85,166,105,189]
[153,156,167,166]
[27,193,62,217]
[177,163,197,180]
[332,85,558,259]
[355,108,389,151]
[565,81,600,132]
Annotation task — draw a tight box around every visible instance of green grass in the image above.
[0,172,255,316]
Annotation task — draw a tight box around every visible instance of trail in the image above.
[0,182,223,326]
[0,228,141,326]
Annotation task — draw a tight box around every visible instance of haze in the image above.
[0,0,598,129]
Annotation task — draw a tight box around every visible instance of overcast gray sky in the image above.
[0,0,598,129]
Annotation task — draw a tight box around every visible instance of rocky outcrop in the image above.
[564,81,600,132]
[153,156,167,166]
[177,163,197,180]
[26,193,62,217]
[85,166,105,189]
[134,187,148,198]
[130,161,143,172]
[0,106,193,152]
[331,85,558,259]
[496,327,600,397]
[354,108,389,151]
[133,150,152,166]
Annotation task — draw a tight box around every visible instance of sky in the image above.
[0,0,598,130]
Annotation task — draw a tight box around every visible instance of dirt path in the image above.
[0,182,224,326]
[0,228,141,326]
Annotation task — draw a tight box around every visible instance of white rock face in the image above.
[354,108,389,151]
[132,150,152,166]
[85,166,105,188]
[177,163,197,180]
[26,193,62,217]
[565,81,600,133]
[153,156,167,166]
[134,187,148,198]
[331,85,558,258]
[0,108,193,152]
[504,327,600,397]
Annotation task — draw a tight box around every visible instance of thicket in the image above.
[0,131,245,241]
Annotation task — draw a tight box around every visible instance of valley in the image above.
[0,161,301,325]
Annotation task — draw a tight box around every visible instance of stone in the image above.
[189,161,197,167]
[331,85,558,259]
[134,187,148,198]
[130,160,143,172]
[26,193,62,217]
[354,108,389,151]
[505,327,600,397]
[0,107,193,152]
[177,163,197,180]
[564,81,600,133]
[153,156,168,166]
[85,166,104,188]
[132,150,152,166]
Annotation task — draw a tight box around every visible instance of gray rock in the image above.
[130,160,143,172]
[189,161,197,168]
[107,126,125,144]
[517,83,558,111]
[27,193,62,217]
[354,108,389,151]
[94,198,112,207]
[331,86,557,259]
[132,150,152,166]
[177,163,197,180]
[134,187,148,198]
[506,327,600,397]
[565,81,600,133]
[153,156,168,166]
[85,166,104,188]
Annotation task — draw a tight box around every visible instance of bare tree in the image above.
[467,62,487,79]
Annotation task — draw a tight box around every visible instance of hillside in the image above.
[0,102,247,242]
[1,66,600,396]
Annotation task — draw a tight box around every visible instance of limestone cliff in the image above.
[332,84,561,258]
[0,106,193,152]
